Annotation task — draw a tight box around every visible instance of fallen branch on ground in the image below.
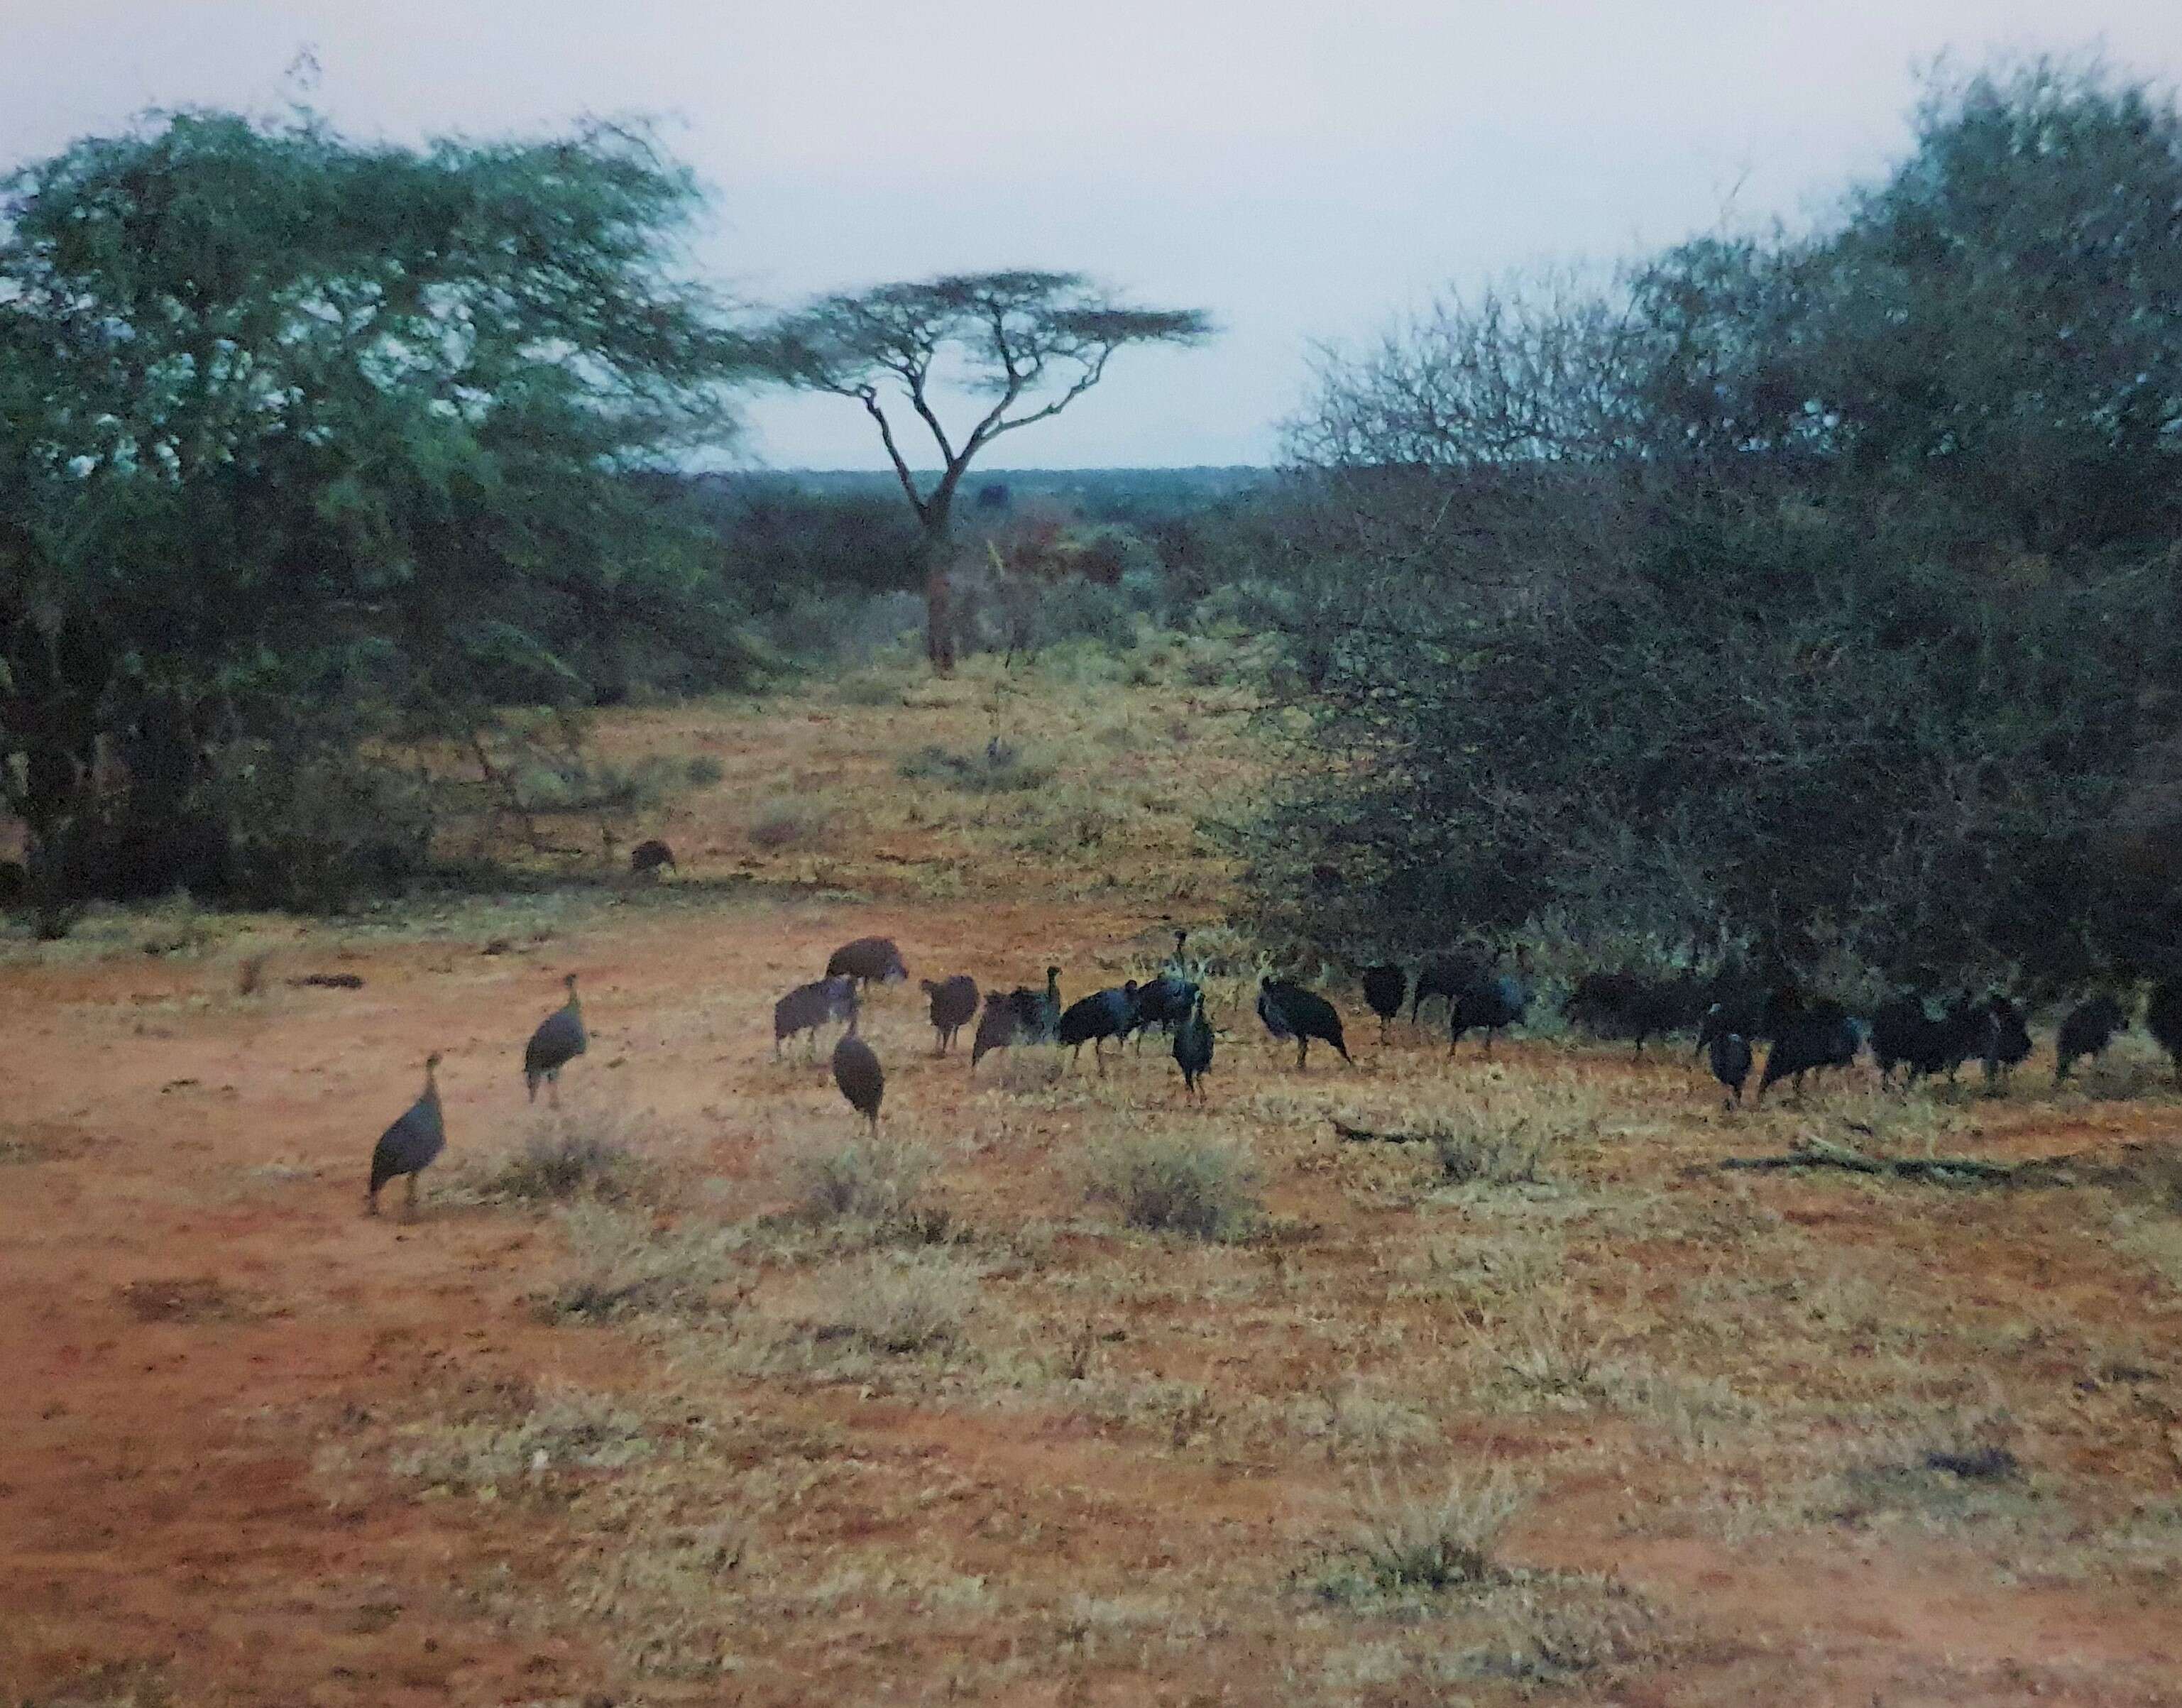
[1330,1117,1436,1145]
[1708,1133,2086,1186]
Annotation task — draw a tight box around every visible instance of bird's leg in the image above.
[404,1175,420,1222]
[365,1188,379,1217]
[1296,1039,1308,1072]
[549,1075,561,1110]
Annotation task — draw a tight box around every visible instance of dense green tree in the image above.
[0,108,752,913]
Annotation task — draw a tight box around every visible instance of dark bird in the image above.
[1449,966,1528,1057]
[1870,992,1991,1088]
[921,975,980,1054]
[1756,1012,1864,1103]
[970,991,1021,1070]
[2147,978,2182,1088]
[1129,931,1197,1051]
[1005,966,1063,1042]
[1982,994,2032,1089]
[1173,987,1214,1097]
[1058,982,1141,1074]
[628,838,676,879]
[1360,964,1407,1041]
[1706,1023,1753,1110]
[1564,970,1701,1053]
[832,1032,884,1135]
[774,975,857,1058]
[368,1053,446,1218]
[524,973,587,1106]
[2055,994,2127,1084]
[1410,949,1495,1027]
[1258,978,1353,1071]
[826,935,909,990]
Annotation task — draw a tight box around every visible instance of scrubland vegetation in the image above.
[9,50,2182,1708]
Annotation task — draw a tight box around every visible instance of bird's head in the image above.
[424,1051,444,1072]
[564,973,580,993]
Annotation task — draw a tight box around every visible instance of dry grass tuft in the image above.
[1082,1129,1263,1239]
[539,1202,744,1323]
[386,1383,653,1498]
[1332,1469,1534,1596]
[487,1106,654,1204]
[804,1249,980,1354]
[775,1133,949,1242]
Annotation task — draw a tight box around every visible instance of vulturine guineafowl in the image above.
[921,975,980,1054]
[775,976,857,1058]
[832,1032,884,1135]
[1871,992,1992,1088]
[368,1053,446,1219]
[827,936,909,990]
[1756,1012,1863,1103]
[2056,994,2127,1083]
[1706,1023,1753,1110]
[971,992,1020,1071]
[1982,995,2032,1088]
[1257,979,1353,1071]
[1004,967,1063,1042]
[1129,932,1197,1053]
[524,974,587,1106]
[1173,987,1214,1098]
[1410,949,1495,1027]
[1449,960,1528,1057]
[628,838,676,879]
[1058,982,1139,1075]
[1360,965,1406,1041]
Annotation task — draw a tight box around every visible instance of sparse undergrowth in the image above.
[1082,1128,1264,1239]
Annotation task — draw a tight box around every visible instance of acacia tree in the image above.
[755,271,1212,669]
[0,107,752,914]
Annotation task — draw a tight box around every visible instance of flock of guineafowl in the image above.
[363,919,2182,1217]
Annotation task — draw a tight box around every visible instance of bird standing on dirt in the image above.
[1257,979,1353,1071]
[774,975,857,1058]
[368,1053,445,1218]
[833,1032,885,1135]
[970,990,1021,1071]
[1706,1021,1753,1110]
[922,975,980,1053]
[1173,988,1214,1098]
[2055,994,2127,1084]
[1360,965,1406,1041]
[524,973,587,1105]
[827,936,910,990]
[1058,982,1141,1074]
[1449,965,1528,1057]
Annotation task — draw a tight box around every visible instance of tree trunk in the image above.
[919,496,959,675]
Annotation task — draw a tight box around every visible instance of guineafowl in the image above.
[1707,1028,1753,1110]
[775,975,857,1058]
[1872,992,1991,1088]
[1173,988,1214,1098]
[1564,970,1699,1053]
[1360,965,1406,1041]
[2056,994,2127,1083]
[1129,930,1196,1051]
[1756,1012,1863,1103]
[1058,982,1139,1075]
[628,838,676,879]
[827,936,909,989]
[1410,950,1493,1027]
[368,1053,446,1218]
[2147,979,2182,1088]
[970,992,1020,1071]
[1982,995,2032,1088]
[1006,967,1063,1042]
[1257,979,1353,1071]
[832,1032,884,1135]
[921,975,980,1054]
[524,974,586,1106]
[1449,965,1528,1057]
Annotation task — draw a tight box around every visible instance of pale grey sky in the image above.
[4,2,2178,469]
